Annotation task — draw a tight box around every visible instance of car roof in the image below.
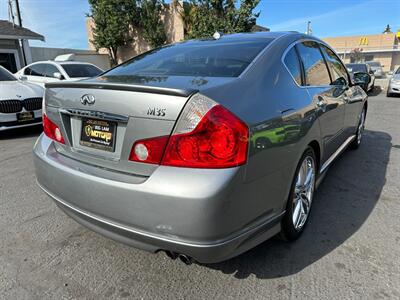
[181,31,296,44]
[26,61,95,67]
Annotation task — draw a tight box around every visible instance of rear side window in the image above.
[284,47,302,85]
[320,45,348,86]
[296,41,331,86]
[44,64,60,78]
[28,64,46,77]
[104,38,273,78]
[346,64,367,73]
[61,64,103,78]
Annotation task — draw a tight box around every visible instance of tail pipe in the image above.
[164,251,194,265]
[178,254,194,265]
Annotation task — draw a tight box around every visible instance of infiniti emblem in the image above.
[81,94,96,105]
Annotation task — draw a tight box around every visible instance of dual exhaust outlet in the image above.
[164,251,194,265]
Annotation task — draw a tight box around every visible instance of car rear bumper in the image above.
[33,134,282,263]
[0,110,42,131]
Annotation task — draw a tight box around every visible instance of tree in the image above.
[184,0,260,39]
[139,0,167,48]
[88,0,139,65]
[350,48,363,63]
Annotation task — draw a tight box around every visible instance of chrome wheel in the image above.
[357,110,366,145]
[292,156,316,231]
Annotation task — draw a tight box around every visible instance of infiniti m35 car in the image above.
[33,32,368,264]
[0,66,43,131]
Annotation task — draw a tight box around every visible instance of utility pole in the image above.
[15,0,23,26]
[13,0,27,66]
[8,0,15,26]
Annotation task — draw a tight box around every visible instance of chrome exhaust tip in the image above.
[178,254,193,265]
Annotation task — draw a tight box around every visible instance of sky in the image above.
[0,0,399,50]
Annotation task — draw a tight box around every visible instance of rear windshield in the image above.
[346,64,367,73]
[366,61,381,67]
[61,64,103,78]
[104,38,273,78]
[0,67,16,81]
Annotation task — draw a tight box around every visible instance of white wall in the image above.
[30,46,111,70]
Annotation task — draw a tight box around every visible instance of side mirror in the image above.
[369,70,375,75]
[18,75,28,81]
[353,72,370,86]
[53,72,64,80]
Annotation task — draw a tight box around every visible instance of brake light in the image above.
[43,114,65,144]
[129,94,249,168]
[162,105,248,168]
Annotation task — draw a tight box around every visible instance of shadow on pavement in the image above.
[205,130,391,279]
[0,124,42,140]
[368,86,382,97]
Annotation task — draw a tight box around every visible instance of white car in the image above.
[15,61,103,87]
[0,66,44,131]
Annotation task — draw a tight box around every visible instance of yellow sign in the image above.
[359,37,368,45]
[84,125,112,142]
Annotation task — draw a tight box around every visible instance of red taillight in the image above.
[162,105,248,168]
[129,94,249,168]
[43,114,65,144]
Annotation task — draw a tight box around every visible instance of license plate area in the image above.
[17,111,34,122]
[80,118,117,152]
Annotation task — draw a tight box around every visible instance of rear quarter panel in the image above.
[200,34,323,217]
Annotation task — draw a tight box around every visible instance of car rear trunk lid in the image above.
[45,82,197,177]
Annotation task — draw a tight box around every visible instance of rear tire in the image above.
[280,147,317,241]
[350,108,366,150]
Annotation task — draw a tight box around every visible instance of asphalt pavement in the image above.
[0,82,399,299]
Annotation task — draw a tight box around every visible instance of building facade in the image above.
[323,32,400,72]
[86,2,185,64]
[86,1,269,65]
[0,20,44,72]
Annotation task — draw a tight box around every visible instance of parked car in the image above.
[33,32,368,264]
[15,61,103,87]
[346,63,375,92]
[366,61,384,78]
[0,66,43,131]
[387,66,400,97]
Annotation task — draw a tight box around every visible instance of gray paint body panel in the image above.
[33,32,367,263]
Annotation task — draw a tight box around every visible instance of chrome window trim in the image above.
[282,38,347,89]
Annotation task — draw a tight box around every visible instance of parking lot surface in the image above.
[1,84,399,299]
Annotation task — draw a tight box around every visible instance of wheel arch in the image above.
[308,140,321,172]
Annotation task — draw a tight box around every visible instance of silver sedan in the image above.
[33,32,368,264]
[387,67,400,97]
